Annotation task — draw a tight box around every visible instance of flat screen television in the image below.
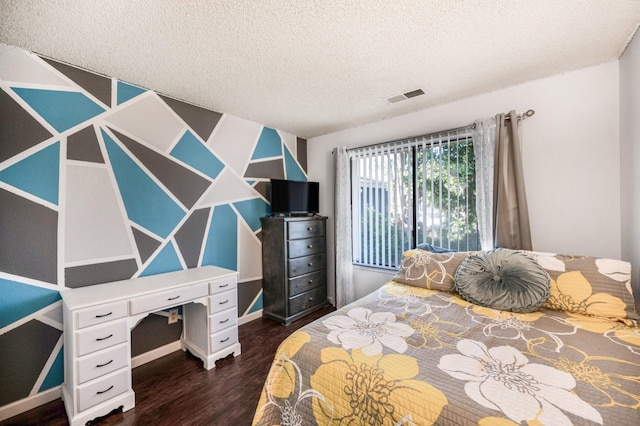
[269,179,319,215]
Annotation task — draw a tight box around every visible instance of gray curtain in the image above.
[493,111,532,250]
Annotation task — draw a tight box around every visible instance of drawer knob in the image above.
[168,295,181,301]
[220,337,230,343]
[307,244,313,248]
[96,385,114,395]
[95,312,113,318]
[95,334,113,342]
[220,318,229,324]
[307,227,313,231]
[96,359,114,368]
[308,279,314,283]
[309,297,314,301]
[308,262,313,266]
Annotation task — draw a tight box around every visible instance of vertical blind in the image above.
[350,126,480,269]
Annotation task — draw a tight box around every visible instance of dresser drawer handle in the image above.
[307,244,313,248]
[307,227,313,231]
[219,300,229,305]
[308,262,313,267]
[219,283,229,288]
[95,334,113,342]
[168,295,181,301]
[220,337,230,343]
[95,312,113,318]
[96,385,114,395]
[96,359,113,368]
[309,297,314,301]
[308,279,314,283]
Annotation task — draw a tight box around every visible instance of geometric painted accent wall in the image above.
[0,43,308,410]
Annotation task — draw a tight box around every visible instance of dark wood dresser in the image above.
[261,215,329,324]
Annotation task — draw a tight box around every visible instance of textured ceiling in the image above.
[1,1,639,138]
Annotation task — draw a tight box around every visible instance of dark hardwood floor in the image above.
[2,306,335,426]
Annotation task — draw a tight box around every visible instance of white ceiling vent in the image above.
[385,88,425,105]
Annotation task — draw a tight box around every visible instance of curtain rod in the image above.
[345,109,535,153]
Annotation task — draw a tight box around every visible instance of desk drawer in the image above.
[77,320,128,357]
[129,282,208,315]
[288,220,325,240]
[77,343,128,385]
[289,286,327,316]
[208,289,236,314]
[289,270,326,297]
[76,368,129,412]
[288,253,326,277]
[209,277,237,295]
[210,327,238,353]
[76,301,128,329]
[288,237,325,258]
[209,307,237,332]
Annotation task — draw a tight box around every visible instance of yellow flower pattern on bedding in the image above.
[253,277,640,426]
[310,347,447,425]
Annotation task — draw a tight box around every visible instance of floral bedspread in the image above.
[252,281,640,425]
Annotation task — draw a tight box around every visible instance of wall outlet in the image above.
[168,309,179,324]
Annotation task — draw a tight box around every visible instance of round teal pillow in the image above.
[454,249,550,313]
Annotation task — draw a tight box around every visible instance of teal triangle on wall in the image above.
[117,81,146,105]
[39,346,64,392]
[202,204,237,270]
[284,145,307,182]
[0,278,61,329]
[247,292,263,314]
[0,142,60,205]
[12,87,105,133]
[233,198,270,232]
[251,127,282,160]
[139,241,183,277]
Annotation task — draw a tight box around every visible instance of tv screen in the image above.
[269,179,319,215]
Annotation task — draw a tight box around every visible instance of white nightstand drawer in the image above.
[76,320,128,357]
[129,282,208,315]
[209,307,237,332]
[76,301,128,329]
[209,277,237,295]
[208,289,236,314]
[210,327,238,353]
[77,343,129,385]
[76,368,129,412]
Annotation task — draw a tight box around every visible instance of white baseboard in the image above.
[238,309,262,326]
[0,386,61,421]
[131,340,182,368]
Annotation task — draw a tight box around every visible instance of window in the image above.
[351,127,480,269]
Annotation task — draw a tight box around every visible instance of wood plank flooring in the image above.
[1,306,335,426]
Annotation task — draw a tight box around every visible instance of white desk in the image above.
[61,266,241,426]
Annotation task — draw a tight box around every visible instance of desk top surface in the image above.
[61,266,237,310]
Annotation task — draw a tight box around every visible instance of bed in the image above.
[252,249,640,425]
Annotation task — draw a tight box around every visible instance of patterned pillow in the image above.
[393,249,473,292]
[454,249,550,313]
[522,251,638,323]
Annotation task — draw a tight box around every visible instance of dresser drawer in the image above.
[288,220,325,240]
[75,301,128,329]
[209,307,237,332]
[288,237,325,258]
[76,368,129,412]
[288,253,326,277]
[208,289,237,314]
[77,343,128,385]
[76,320,128,357]
[210,327,238,353]
[129,282,208,315]
[209,276,237,295]
[289,270,326,297]
[289,286,327,316]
